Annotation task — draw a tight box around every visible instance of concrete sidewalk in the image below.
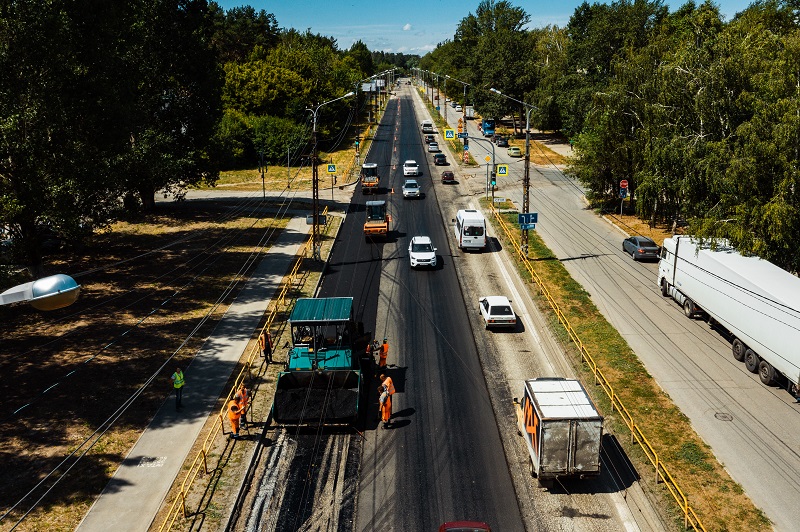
[76,215,311,532]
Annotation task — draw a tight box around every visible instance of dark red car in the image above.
[441,170,455,183]
[439,522,491,532]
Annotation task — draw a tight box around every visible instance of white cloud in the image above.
[403,23,412,31]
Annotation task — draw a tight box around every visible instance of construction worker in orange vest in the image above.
[378,373,395,428]
[228,397,242,439]
[378,338,389,369]
[235,383,249,426]
[380,373,395,396]
[259,330,272,362]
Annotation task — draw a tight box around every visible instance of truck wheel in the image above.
[744,349,760,373]
[732,339,746,362]
[683,299,695,318]
[661,279,669,297]
[758,360,776,385]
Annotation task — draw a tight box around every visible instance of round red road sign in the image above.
[620,179,628,189]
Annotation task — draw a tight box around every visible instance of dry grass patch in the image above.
[0,204,289,531]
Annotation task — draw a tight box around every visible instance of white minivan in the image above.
[453,209,487,250]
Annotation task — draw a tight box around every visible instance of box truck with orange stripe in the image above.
[514,378,603,481]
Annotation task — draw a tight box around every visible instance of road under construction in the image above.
[225,84,666,531]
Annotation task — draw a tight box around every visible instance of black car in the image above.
[433,153,448,165]
[622,236,661,261]
[495,136,509,147]
[424,134,435,144]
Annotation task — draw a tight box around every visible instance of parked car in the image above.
[622,236,661,261]
[450,100,457,108]
[439,523,491,532]
[455,104,462,112]
[433,153,447,165]
[424,134,435,144]
[495,136,508,147]
[402,179,421,199]
[479,296,517,329]
[403,160,419,176]
[408,236,437,268]
[507,146,522,157]
[428,142,440,153]
[441,170,455,184]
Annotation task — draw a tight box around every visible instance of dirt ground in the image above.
[0,200,291,530]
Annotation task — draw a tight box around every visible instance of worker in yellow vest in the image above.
[170,367,184,410]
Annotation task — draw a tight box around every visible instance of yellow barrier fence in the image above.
[158,207,330,531]
[487,204,706,532]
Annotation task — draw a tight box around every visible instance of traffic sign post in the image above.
[497,164,508,176]
[518,212,539,226]
[444,129,455,140]
[326,164,337,174]
[619,187,627,215]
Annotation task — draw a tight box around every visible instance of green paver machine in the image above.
[272,297,363,426]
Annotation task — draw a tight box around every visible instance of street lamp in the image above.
[0,273,81,310]
[490,88,538,256]
[307,91,355,261]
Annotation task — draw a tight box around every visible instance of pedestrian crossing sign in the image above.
[497,164,509,176]
[326,164,336,174]
[444,129,455,140]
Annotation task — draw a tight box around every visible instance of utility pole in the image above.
[307,92,355,261]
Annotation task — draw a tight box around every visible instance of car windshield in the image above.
[404,182,418,188]
[362,166,377,178]
[464,226,484,237]
[491,305,513,316]
[411,243,433,252]
[405,162,417,168]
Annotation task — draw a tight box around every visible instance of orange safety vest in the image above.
[237,387,249,409]
[382,376,395,395]
[228,399,241,421]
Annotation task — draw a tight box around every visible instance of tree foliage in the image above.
[421,0,800,270]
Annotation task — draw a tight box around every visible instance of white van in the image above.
[421,119,434,133]
[453,209,487,250]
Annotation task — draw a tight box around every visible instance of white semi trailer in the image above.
[658,236,800,391]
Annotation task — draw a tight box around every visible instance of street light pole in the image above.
[307,91,355,261]
[490,88,537,256]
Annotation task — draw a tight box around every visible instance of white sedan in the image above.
[478,296,517,329]
[402,179,421,199]
[403,160,419,176]
[408,236,437,268]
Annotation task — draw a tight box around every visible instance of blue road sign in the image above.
[620,187,628,198]
[327,164,336,174]
[457,133,468,138]
[521,224,536,230]
[518,212,539,225]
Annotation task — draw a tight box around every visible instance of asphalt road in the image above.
[441,93,800,531]
[351,90,525,529]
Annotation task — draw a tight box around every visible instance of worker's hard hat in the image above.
[383,338,387,342]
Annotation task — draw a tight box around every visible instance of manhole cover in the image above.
[714,412,733,421]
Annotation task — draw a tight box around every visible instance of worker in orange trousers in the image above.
[379,389,392,428]
[228,397,242,439]
[378,338,389,369]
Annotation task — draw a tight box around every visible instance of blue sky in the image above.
[215,1,754,54]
